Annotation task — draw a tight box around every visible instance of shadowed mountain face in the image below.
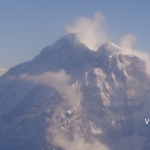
[0,33,150,150]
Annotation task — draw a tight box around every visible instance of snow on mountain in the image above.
[0,33,150,150]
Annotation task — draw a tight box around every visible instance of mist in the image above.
[0,68,7,76]
[51,132,109,150]
[66,12,109,51]
[20,69,82,108]
[119,34,150,74]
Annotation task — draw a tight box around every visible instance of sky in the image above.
[0,0,150,70]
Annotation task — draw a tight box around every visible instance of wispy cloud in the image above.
[66,12,109,51]
[20,69,82,108]
[51,132,109,150]
[0,68,7,76]
[120,34,136,49]
[119,34,150,74]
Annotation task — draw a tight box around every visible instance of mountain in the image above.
[0,33,150,150]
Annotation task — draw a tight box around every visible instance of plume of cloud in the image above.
[0,68,7,76]
[120,34,136,49]
[119,34,138,55]
[65,12,109,51]
[20,69,82,108]
[119,34,150,75]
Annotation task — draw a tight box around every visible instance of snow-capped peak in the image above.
[1,33,150,150]
[55,33,76,44]
[94,42,122,57]
[54,33,88,49]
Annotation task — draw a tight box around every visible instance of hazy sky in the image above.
[0,0,150,69]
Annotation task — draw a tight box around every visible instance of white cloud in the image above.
[0,68,7,76]
[65,12,109,51]
[119,34,138,54]
[52,132,109,150]
[119,34,150,75]
[20,69,82,108]
[120,34,136,49]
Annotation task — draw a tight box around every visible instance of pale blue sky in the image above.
[0,0,150,69]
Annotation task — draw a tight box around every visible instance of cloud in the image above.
[65,12,109,51]
[52,132,109,150]
[119,34,150,74]
[0,68,7,76]
[120,34,136,49]
[119,34,138,54]
[20,69,82,108]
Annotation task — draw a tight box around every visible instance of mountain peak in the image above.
[56,33,76,43]
[1,33,150,150]
[54,33,83,48]
[93,42,122,58]
[99,42,122,55]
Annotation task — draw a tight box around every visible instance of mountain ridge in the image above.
[0,33,150,150]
